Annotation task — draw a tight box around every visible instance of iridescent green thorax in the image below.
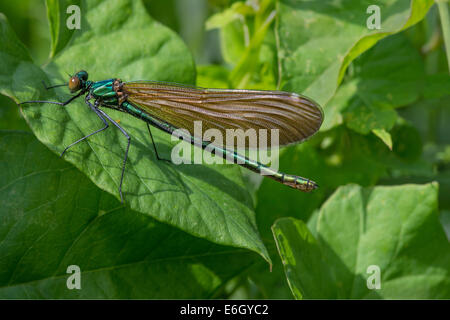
[90,79,118,106]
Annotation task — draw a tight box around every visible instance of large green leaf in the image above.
[0,95,29,131]
[272,218,336,299]
[277,0,433,106]
[340,34,424,136]
[46,0,81,57]
[0,1,270,264]
[0,131,259,298]
[273,184,450,299]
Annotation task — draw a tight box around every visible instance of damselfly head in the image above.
[68,70,89,93]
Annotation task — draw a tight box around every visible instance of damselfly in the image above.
[20,71,323,202]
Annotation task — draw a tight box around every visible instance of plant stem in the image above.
[436,0,450,72]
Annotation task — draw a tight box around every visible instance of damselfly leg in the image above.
[59,98,110,158]
[18,91,85,107]
[64,97,131,203]
[96,107,131,204]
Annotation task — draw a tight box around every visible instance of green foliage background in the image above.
[0,0,449,299]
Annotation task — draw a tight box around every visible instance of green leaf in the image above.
[341,34,424,135]
[247,243,296,299]
[46,0,81,58]
[0,131,259,298]
[0,13,42,101]
[212,0,277,88]
[441,211,450,241]
[196,64,230,89]
[277,0,433,106]
[372,128,392,150]
[0,95,29,131]
[206,2,254,30]
[344,100,397,134]
[218,19,247,66]
[0,1,270,264]
[272,218,336,299]
[351,34,424,108]
[320,81,355,131]
[390,120,422,162]
[324,32,426,134]
[273,184,450,299]
[424,73,450,99]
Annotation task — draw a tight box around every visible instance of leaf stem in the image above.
[436,0,450,72]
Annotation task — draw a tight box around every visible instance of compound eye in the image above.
[68,76,81,92]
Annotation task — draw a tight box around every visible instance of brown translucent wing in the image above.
[123,81,323,148]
